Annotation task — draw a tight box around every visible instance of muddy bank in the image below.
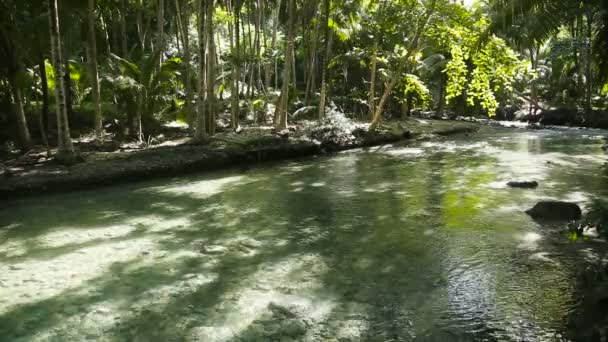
[0,120,478,200]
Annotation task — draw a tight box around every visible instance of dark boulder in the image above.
[507,181,539,189]
[525,201,582,221]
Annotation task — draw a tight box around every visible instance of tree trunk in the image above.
[99,13,112,54]
[528,46,538,116]
[304,15,319,106]
[247,1,255,98]
[195,0,207,140]
[64,59,74,123]
[318,0,331,119]
[121,0,129,57]
[437,72,446,116]
[257,0,267,123]
[368,40,378,120]
[204,0,216,136]
[175,0,193,128]
[585,10,593,112]
[39,56,51,155]
[8,73,32,150]
[157,0,165,68]
[369,76,398,130]
[577,14,584,104]
[88,0,103,139]
[48,0,75,158]
[232,1,241,130]
[369,0,436,130]
[276,0,295,129]
[271,0,281,89]
[255,0,264,95]
[135,92,144,141]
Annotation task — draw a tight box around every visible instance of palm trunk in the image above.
[305,13,320,106]
[88,0,103,139]
[38,56,51,155]
[247,1,255,98]
[255,0,264,95]
[157,0,165,68]
[271,0,281,89]
[99,13,112,54]
[48,0,75,158]
[135,92,144,141]
[121,0,129,57]
[317,0,331,119]
[175,0,193,128]
[8,73,32,150]
[577,14,584,104]
[368,40,378,119]
[276,0,295,129]
[195,0,207,140]
[585,10,593,112]
[232,2,241,129]
[204,0,216,136]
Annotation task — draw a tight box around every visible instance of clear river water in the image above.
[1,127,608,341]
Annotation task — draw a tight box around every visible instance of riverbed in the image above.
[1,127,608,341]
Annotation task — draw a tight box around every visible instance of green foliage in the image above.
[442,14,524,116]
[105,53,182,122]
[401,74,430,106]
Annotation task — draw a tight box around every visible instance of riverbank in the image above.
[0,119,479,200]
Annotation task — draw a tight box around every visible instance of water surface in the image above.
[2,127,608,341]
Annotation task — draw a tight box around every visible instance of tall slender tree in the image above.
[175,0,193,128]
[276,0,295,129]
[205,0,216,136]
[318,0,331,119]
[88,0,103,139]
[232,0,242,130]
[0,7,32,150]
[48,0,75,158]
[195,0,207,140]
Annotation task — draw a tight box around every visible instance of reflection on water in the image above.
[1,128,608,341]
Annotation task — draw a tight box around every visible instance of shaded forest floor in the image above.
[0,119,478,199]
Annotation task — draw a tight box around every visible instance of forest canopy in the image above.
[2,0,608,158]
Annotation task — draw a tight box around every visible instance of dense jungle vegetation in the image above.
[2,0,608,160]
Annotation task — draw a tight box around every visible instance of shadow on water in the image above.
[1,129,608,341]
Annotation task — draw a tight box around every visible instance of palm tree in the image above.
[318,0,331,119]
[0,4,32,150]
[488,0,608,111]
[275,0,295,129]
[88,0,103,139]
[48,0,75,159]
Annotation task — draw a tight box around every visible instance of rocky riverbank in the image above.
[0,119,479,200]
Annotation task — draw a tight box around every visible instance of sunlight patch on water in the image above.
[516,232,542,251]
[383,148,425,157]
[144,175,247,199]
[26,261,218,342]
[186,253,335,342]
[529,252,557,264]
[0,237,158,314]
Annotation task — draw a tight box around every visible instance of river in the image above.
[1,127,608,341]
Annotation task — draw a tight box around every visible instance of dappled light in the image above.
[5,0,608,338]
[3,129,608,340]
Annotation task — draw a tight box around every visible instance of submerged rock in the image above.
[526,201,582,221]
[278,319,307,337]
[507,181,539,189]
